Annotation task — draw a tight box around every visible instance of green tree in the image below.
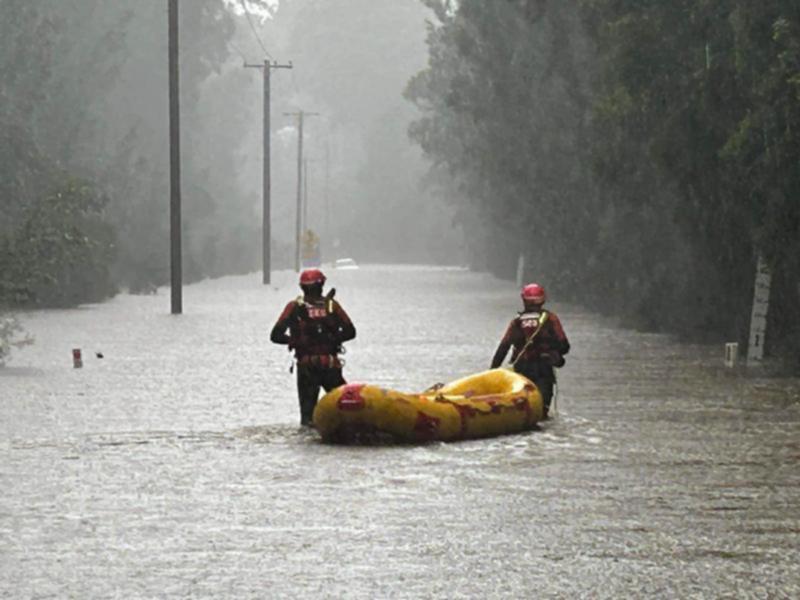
[0,176,116,308]
[407,0,595,280]
[409,0,800,365]
[585,0,800,358]
[0,3,117,309]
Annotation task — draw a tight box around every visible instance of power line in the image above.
[239,0,274,61]
[229,39,248,64]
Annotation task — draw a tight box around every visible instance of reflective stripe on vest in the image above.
[296,296,332,320]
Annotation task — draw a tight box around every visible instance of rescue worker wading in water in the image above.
[490,283,570,419]
[271,269,356,426]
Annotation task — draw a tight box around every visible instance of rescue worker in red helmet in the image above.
[490,283,569,418]
[270,269,356,426]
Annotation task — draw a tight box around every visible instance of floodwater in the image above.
[1,266,798,599]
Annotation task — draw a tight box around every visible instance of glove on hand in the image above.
[547,352,565,367]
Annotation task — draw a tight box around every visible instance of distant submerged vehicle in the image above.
[334,258,358,270]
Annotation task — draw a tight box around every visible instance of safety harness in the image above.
[289,290,343,372]
[510,310,549,368]
[294,295,335,315]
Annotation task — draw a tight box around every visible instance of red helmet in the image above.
[299,268,326,286]
[521,283,546,305]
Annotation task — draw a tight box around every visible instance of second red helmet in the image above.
[521,283,546,304]
[299,268,326,286]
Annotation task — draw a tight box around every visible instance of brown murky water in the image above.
[2,266,798,598]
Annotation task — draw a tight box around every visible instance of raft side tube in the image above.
[313,369,543,444]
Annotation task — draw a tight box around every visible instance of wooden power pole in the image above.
[324,140,330,259]
[245,60,292,285]
[168,0,182,314]
[303,157,309,231]
[284,110,319,272]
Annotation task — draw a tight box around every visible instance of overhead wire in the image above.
[239,0,274,61]
[229,39,249,64]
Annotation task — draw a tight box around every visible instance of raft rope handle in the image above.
[510,310,549,368]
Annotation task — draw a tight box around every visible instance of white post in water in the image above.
[747,255,772,367]
[515,253,525,288]
[724,343,738,368]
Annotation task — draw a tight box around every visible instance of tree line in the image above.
[0,0,272,309]
[0,0,460,315]
[3,0,796,364]
[406,0,800,365]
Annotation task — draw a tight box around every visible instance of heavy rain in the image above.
[1,1,799,598]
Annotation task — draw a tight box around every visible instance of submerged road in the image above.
[1,266,799,598]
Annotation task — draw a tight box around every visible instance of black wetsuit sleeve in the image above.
[549,313,570,355]
[270,302,296,345]
[333,302,356,343]
[490,321,514,368]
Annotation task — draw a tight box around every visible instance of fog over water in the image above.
[2,1,800,597]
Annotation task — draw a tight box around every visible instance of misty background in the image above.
[1,0,799,368]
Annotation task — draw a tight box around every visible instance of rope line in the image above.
[229,39,249,64]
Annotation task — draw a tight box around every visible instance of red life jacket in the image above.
[290,296,340,357]
[518,310,546,338]
[512,310,556,363]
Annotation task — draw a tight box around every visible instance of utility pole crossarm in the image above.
[244,61,293,70]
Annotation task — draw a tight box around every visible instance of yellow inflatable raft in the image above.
[313,368,543,443]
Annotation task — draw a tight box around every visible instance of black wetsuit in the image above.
[271,294,356,425]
